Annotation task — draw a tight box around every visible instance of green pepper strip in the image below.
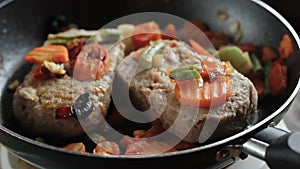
[170,65,201,81]
[250,53,264,78]
[139,41,165,69]
[264,61,272,95]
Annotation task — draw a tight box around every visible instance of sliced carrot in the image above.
[189,39,212,57]
[269,60,287,95]
[175,76,231,108]
[279,34,294,59]
[162,23,177,40]
[25,45,69,63]
[62,142,86,153]
[93,141,120,155]
[261,45,278,62]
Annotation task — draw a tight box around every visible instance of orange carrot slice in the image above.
[189,39,212,57]
[25,45,69,63]
[174,76,231,108]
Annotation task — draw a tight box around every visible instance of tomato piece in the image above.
[174,77,231,107]
[62,142,86,152]
[25,45,69,63]
[93,141,120,155]
[279,34,294,59]
[73,43,109,81]
[132,21,161,49]
[269,60,287,95]
[125,141,177,156]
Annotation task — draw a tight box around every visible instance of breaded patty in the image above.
[13,42,125,139]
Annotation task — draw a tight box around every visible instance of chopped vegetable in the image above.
[47,29,98,45]
[139,40,165,69]
[62,142,86,153]
[72,43,109,81]
[32,64,49,80]
[218,46,253,74]
[264,61,272,95]
[217,10,229,21]
[261,45,278,62]
[117,24,135,53]
[237,42,257,53]
[67,38,85,60]
[18,87,38,101]
[25,45,69,64]
[250,53,264,77]
[279,34,294,58]
[174,76,231,107]
[48,28,97,39]
[93,141,120,155]
[43,60,66,76]
[269,60,287,95]
[169,65,201,80]
[125,140,177,156]
[132,21,161,49]
[100,28,121,42]
[7,80,20,91]
[199,58,231,80]
[189,39,212,57]
[162,23,177,40]
[204,31,230,49]
[72,93,94,120]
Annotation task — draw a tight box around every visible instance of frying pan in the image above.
[1,0,300,168]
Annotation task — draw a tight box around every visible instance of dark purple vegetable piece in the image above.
[72,93,94,119]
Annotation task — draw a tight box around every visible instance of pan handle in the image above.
[242,127,300,169]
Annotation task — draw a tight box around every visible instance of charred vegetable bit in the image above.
[55,107,73,120]
[139,40,165,69]
[47,29,97,45]
[67,38,85,60]
[72,93,94,120]
[169,65,201,81]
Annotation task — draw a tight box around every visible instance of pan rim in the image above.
[1,0,300,160]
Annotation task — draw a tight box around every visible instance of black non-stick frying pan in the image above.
[1,0,300,169]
